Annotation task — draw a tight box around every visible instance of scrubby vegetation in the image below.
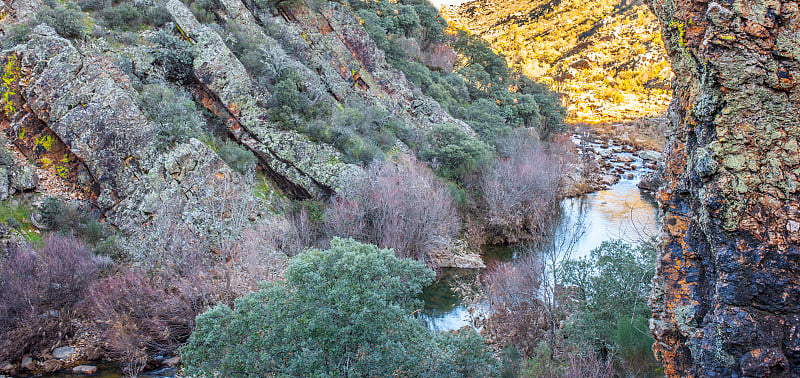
[325,155,459,263]
[0,235,108,364]
[478,239,660,376]
[353,0,566,141]
[181,238,498,376]
[0,0,666,376]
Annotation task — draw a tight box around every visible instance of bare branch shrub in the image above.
[481,133,563,244]
[226,219,291,294]
[324,154,459,265]
[83,267,224,376]
[0,235,103,363]
[523,344,615,377]
[479,202,587,357]
[481,253,549,355]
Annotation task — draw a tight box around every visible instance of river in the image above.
[420,136,661,332]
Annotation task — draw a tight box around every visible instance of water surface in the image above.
[420,138,660,331]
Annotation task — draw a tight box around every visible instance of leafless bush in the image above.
[481,253,550,355]
[84,266,225,376]
[524,345,615,377]
[324,155,459,265]
[0,235,103,363]
[226,220,292,293]
[481,135,562,244]
[480,201,587,358]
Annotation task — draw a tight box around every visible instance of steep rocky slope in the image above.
[0,0,483,267]
[444,0,672,122]
[648,0,800,374]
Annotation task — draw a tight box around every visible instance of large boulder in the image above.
[51,346,74,360]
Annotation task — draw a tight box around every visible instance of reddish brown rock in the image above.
[648,0,800,375]
[163,356,181,368]
[72,365,97,375]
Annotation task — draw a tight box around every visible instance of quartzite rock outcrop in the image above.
[0,0,481,269]
[648,0,800,375]
[0,24,259,238]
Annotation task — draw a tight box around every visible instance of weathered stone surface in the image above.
[647,0,800,374]
[0,24,264,241]
[52,346,74,360]
[639,150,663,161]
[9,164,37,191]
[20,357,33,371]
[0,0,44,27]
[162,356,180,368]
[41,359,62,373]
[165,0,359,198]
[107,138,258,236]
[638,163,664,192]
[5,25,156,206]
[0,166,8,200]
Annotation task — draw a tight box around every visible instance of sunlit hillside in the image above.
[443,0,672,122]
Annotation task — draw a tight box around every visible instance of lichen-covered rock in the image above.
[0,0,44,27]
[108,138,258,236]
[9,163,37,192]
[0,25,263,240]
[0,166,8,200]
[165,0,359,198]
[647,0,800,374]
[10,25,157,205]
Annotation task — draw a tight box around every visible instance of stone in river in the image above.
[639,150,662,161]
[72,365,98,375]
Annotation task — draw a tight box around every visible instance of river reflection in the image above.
[420,166,660,332]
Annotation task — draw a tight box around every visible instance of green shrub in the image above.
[78,0,108,11]
[561,240,659,376]
[463,98,511,146]
[2,24,32,49]
[139,84,206,149]
[35,1,86,39]
[38,197,115,251]
[150,30,197,83]
[181,238,497,376]
[95,2,169,30]
[214,139,258,175]
[100,3,141,30]
[420,123,493,178]
[307,121,382,164]
[185,0,218,24]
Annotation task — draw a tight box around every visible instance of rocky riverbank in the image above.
[563,127,665,197]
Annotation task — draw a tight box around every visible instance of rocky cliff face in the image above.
[0,0,482,268]
[648,0,800,374]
